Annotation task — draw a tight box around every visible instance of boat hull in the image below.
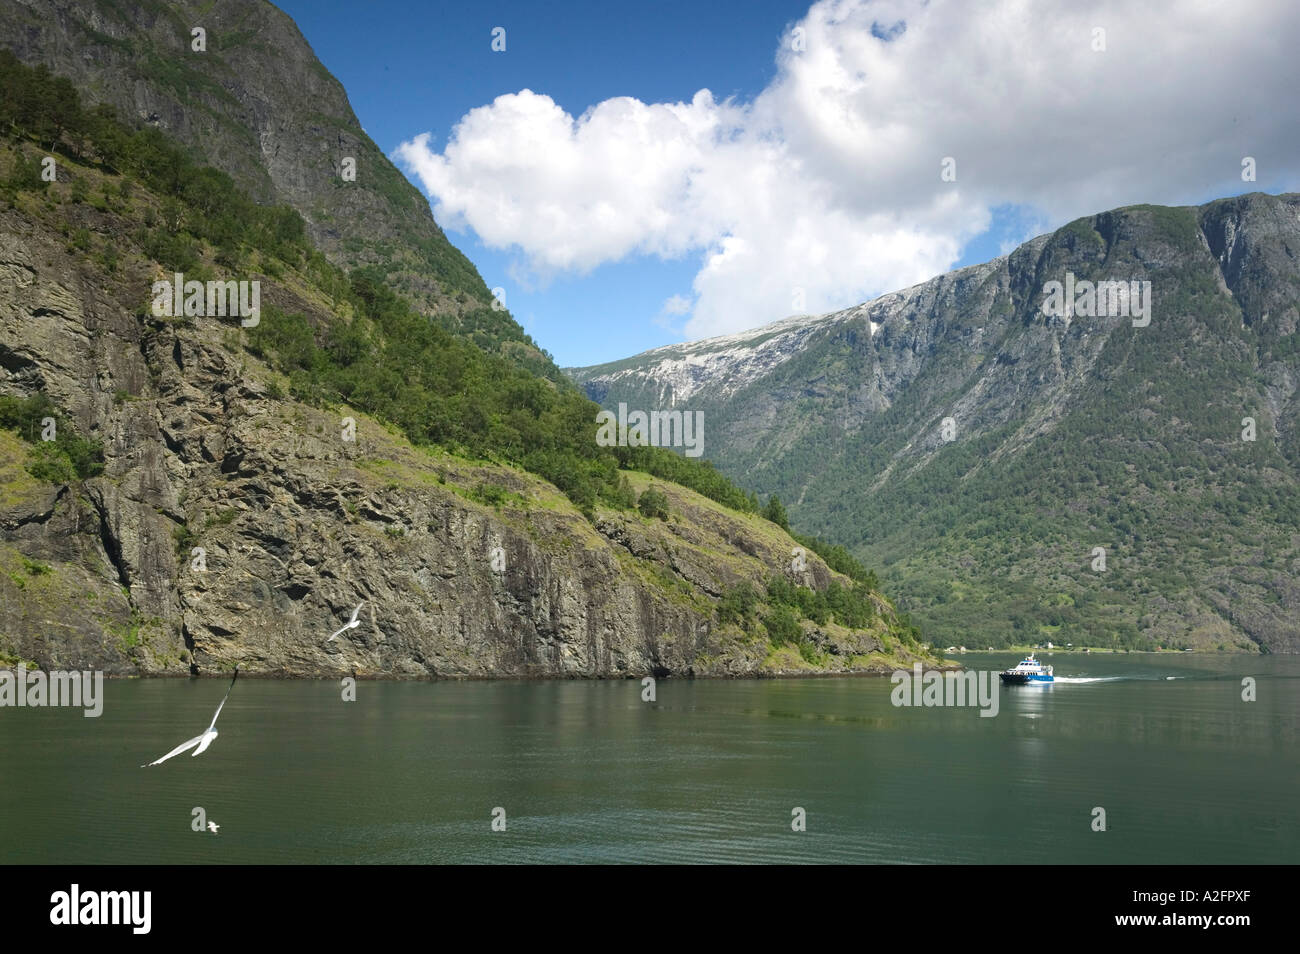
[999,673,1053,684]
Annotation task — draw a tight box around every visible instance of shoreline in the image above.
[1,661,965,682]
[5,647,1268,682]
[952,647,1261,655]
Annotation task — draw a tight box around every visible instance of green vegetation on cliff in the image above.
[0,394,103,482]
[0,49,932,671]
[0,50,764,521]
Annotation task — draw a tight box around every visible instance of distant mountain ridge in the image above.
[570,193,1300,653]
[572,312,842,405]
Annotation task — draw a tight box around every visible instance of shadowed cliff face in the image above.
[1,1,412,256]
[0,0,556,377]
[571,194,1300,653]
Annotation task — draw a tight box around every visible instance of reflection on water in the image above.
[0,653,1295,863]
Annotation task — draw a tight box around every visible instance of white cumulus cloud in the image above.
[394,0,1300,340]
[661,294,693,316]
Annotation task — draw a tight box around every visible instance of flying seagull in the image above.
[327,602,365,641]
[142,667,239,767]
[207,821,220,834]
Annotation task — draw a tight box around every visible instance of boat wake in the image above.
[1051,675,1133,684]
[1052,674,1185,684]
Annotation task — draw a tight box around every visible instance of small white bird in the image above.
[207,821,220,834]
[327,602,365,641]
[142,667,239,767]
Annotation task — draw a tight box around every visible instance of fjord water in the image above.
[2,653,1295,864]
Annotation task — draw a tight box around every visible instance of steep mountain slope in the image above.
[0,0,556,377]
[570,195,1300,653]
[0,48,934,677]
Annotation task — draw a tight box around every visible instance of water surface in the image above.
[1,653,1295,863]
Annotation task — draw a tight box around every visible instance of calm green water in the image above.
[1,653,1296,863]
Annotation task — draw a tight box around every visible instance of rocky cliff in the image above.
[0,168,926,677]
[0,47,929,678]
[0,0,555,376]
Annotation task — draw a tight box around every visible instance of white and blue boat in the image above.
[999,653,1054,684]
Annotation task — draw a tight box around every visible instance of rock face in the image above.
[1,1,414,255]
[570,195,1300,653]
[0,202,914,678]
[0,0,551,372]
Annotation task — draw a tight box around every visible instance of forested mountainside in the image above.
[0,0,560,377]
[0,23,934,677]
[571,194,1300,653]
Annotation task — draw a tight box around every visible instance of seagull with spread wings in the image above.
[327,602,365,641]
[142,667,239,767]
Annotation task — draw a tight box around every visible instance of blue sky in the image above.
[275,0,1300,368]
